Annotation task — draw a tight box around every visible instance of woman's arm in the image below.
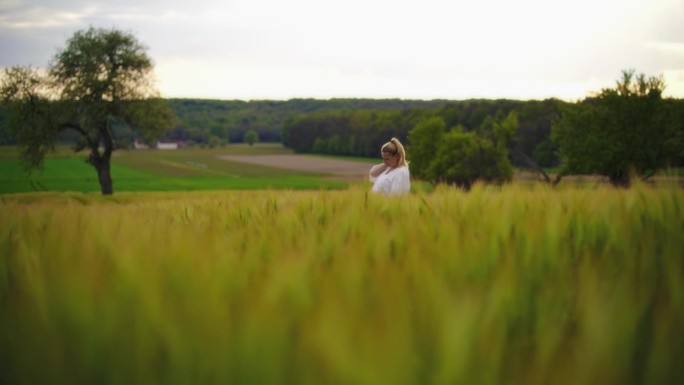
[369,163,388,178]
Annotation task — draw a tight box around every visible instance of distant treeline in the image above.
[0,98,559,164]
[0,98,445,146]
[2,97,681,168]
[283,99,565,167]
[165,98,449,145]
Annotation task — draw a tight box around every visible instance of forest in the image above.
[0,98,442,145]
[282,98,565,167]
[0,97,563,165]
[165,98,449,144]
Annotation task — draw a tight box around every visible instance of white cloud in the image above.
[0,5,98,29]
[647,41,684,56]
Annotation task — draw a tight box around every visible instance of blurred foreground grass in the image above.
[1,184,683,384]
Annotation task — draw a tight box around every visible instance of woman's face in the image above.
[382,152,399,168]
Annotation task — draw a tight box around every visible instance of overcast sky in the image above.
[1,0,683,101]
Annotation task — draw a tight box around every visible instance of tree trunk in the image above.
[88,126,115,195]
[511,149,556,185]
[97,158,114,195]
[609,170,631,188]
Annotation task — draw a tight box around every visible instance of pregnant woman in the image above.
[369,137,410,196]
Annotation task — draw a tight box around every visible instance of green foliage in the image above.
[312,137,326,153]
[0,104,13,145]
[1,186,683,384]
[207,135,222,148]
[408,112,516,188]
[243,129,259,146]
[532,139,557,167]
[124,98,177,145]
[1,95,570,167]
[282,99,564,173]
[0,67,59,169]
[0,27,176,195]
[310,134,350,155]
[428,128,513,189]
[491,110,518,148]
[166,98,446,145]
[552,70,677,186]
[407,117,445,179]
[665,98,684,166]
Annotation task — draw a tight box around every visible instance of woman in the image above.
[369,137,410,195]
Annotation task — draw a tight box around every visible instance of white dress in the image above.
[369,166,410,196]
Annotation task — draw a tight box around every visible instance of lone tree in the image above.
[552,70,677,187]
[407,112,516,189]
[428,127,513,190]
[243,129,259,146]
[1,27,175,195]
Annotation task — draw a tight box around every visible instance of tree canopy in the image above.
[1,26,175,194]
[243,129,259,146]
[407,117,445,180]
[407,112,516,189]
[281,99,563,172]
[552,70,678,186]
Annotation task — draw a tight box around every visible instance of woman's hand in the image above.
[369,163,388,177]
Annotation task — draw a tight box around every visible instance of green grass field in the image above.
[1,184,683,384]
[0,145,347,194]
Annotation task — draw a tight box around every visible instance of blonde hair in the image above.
[381,137,409,167]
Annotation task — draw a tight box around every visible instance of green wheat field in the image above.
[2,181,683,385]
